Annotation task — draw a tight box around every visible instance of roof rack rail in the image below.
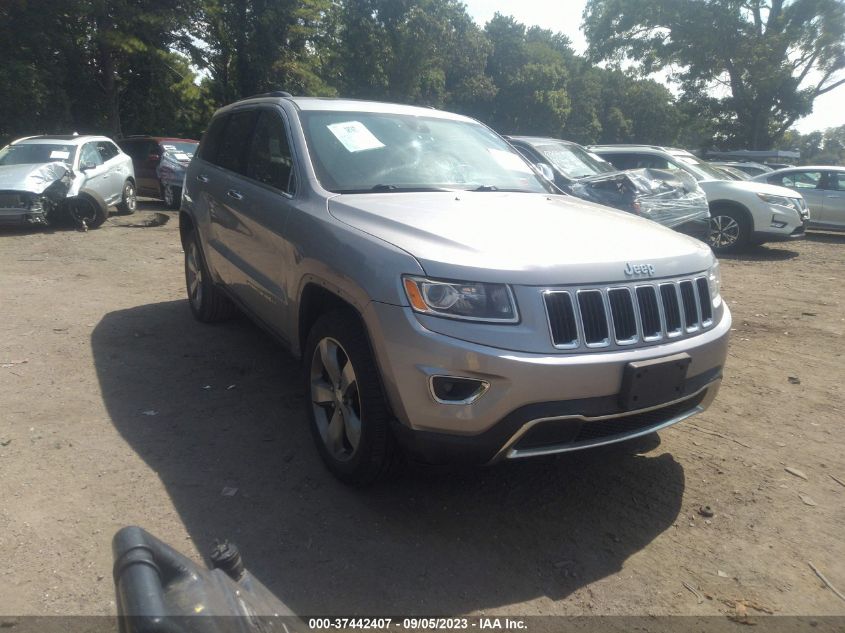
[246,90,293,99]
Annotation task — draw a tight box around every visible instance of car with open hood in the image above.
[507,136,710,241]
[0,134,136,229]
[591,145,809,252]
[180,94,730,484]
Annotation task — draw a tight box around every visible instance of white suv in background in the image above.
[591,145,809,252]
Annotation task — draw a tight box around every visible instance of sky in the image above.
[463,0,843,135]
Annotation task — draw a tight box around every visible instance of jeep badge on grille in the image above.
[624,262,656,277]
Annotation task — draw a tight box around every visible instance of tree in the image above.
[481,15,573,136]
[583,0,845,149]
[325,0,493,108]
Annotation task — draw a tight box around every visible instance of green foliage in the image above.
[779,125,845,164]
[583,0,845,149]
[1,0,836,151]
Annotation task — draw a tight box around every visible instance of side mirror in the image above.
[536,162,555,182]
[79,161,96,171]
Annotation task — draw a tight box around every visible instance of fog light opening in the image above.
[430,375,490,405]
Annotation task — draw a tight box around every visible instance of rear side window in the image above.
[198,116,228,163]
[246,111,295,193]
[96,141,119,161]
[778,171,822,189]
[215,111,258,174]
[831,172,845,191]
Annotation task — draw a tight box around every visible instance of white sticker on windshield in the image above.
[162,144,177,151]
[488,148,532,173]
[50,150,70,160]
[174,152,191,161]
[327,121,385,153]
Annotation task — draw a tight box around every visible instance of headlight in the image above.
[402,276,518,322]
[757,193,801,213]
[708,261,722,306]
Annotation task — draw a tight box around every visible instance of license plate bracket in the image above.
[619,353,691,410]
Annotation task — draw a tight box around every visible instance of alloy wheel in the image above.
[310,337,362,462]
[709,215,740,248]
[125,183,137,212]
[185,241,203,309]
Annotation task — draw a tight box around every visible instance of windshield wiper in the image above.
[471,184,499,192]
[334,184,455,194]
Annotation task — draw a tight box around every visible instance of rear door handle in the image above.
[226,189,244,201]
[825,194,840,198]
[196,174,209,183]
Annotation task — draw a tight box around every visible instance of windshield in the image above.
[532,141,615,179]
[300,111,550,194]
[673,154,729,181]
[160,142,198,158]
[0,143,78,166]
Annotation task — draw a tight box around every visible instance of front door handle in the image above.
[226,189,244,201]
[825,194,841,198]
[196,174,209,183]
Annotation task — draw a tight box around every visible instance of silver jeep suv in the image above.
[181,94,731,484]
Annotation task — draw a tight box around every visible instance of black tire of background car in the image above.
[304,310,403,485]
[708,207,750,253]
[117,180,137,215]
[162,183,182,210]
[184,230,238,323]
[67,193,108,229]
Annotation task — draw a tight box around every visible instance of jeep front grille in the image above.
[544,275,714,350]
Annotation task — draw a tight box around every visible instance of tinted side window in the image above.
[216,111,258,174]
[598,153,637,170]
[198,116,228,163]
[246,111,295,193]
[96,141,119,161]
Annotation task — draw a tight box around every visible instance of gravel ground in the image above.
[1,203,843,618]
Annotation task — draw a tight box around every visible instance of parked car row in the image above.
[2,95,839,484]
[0,133,198,229]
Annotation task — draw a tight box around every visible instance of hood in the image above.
[0,162,71,194]
[328,192,714,285]
[699,178,801,198]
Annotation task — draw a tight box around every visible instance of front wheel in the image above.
[117,180,137,215]
[305,311,402,485]
[67,194,108,229]
[708,208,749,253]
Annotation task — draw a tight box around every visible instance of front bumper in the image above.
[0,206,48,226]
[363,300,731,463]
[751,202,808,242]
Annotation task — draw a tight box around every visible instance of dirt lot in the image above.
[0,203,843,618]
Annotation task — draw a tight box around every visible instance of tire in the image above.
[162,183,182,210]
[304,310,402,485]
[117,180,137,215]
[67,194,108,229]
[708,207,750,252]
[183,230,237,322]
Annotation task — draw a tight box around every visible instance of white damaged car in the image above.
[0,135,136,229]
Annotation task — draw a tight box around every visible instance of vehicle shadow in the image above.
[718,244,799,262]
[806,230,845,244]
[92,300,686,615]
